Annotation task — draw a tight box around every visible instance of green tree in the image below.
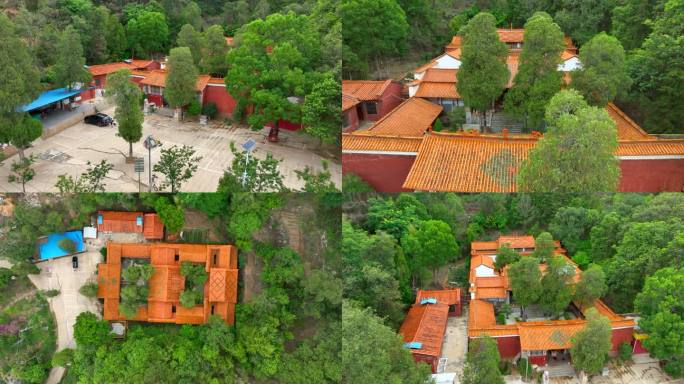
[340,0,409,77]
[55,160,114,193]
[79,282,99,298]
[494,243,521,271]
[343,264,405,327]
[1,113,42,161]
[153,145,202,193]
[342,301,431,383]
[635,267,684,376]
[457,12,509,131]
[612,0,667,50]
[54,26,92,90]
[176,24,204,66]
[401,220,458,284]
[51,348,74,368]
[58,238,77,254]
[154,198,184,234]
[549,207,601,254]
[626,0,684,133]
[73,312,110,349]
[105,69,143,158]
[302,74,341,145]
[553,0,614,46]
[574,264,608,308]
[571,308,612,381]
[202,25,229,76]
[106,14,127,61]
[504,12,565,130]
[508,256,542,320]
[165,47,199,111]
[571,32,631,107]
[532,232,555,262]
[219,142,285,192]
[461,336,504,384]
[8,156,36,193]
[127,11,169,58]
[540,255,575,318]
[589,212,623,263]
[517,90,619,192]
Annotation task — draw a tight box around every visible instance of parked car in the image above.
[84,113,113,126]
[72,256,78,270]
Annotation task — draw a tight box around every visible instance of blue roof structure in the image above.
[21,87,85,112]
[420,298,437,305]
[404,342,423,349]
[38,231,85,260]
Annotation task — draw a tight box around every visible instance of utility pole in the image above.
[241,139,256,188]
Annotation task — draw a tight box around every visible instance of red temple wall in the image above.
[342,153,415,192]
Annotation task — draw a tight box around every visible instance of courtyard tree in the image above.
[73,311,111,350]
[176,24,204,66]
[119,264,154,318]
[342,301,431,384]
[153,144,202,193]
[461,335,504,384]
[456,12,509,132]
[340,0,409,77]
[493,242,521,272]
[540,255,575,318]
[8,156,36,193]
[401,220,458,284]
[532,231,555,262]
[517,90,619,192]
[574,264,608,308]
[105,69,143,158]
[571,32,631,106]
[571,308,612,383]
[165,47,199,114]
[54,26,92,90]
[634,267,684,376]
[55,160,114,193]
[225,12,322,140]
[180,262,207,307]
[301,74,341,145]
[508,256,542,320]
[219,142,285,193]
[504,12,565,130]
[201,24,229,76]
[126,11,169,58]
[2,113,43,161]
[154,197,185,234]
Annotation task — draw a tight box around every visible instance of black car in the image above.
[72,256,78,270]
[84,113,113,126]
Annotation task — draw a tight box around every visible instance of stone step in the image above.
[544,364,576,378]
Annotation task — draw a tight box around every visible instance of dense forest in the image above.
[341,0,684,133]
[342,192,684,381]
[0,192,341,383]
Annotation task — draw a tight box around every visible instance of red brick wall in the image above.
[147,94,164,107]
[92,74,108,89]
[495,336,521,359]
[343,109,359,132]
[203,84,237,117]
[619,159,684,192]
[342,153,416,192]
[412,354,438,373]
[632,339,649,354]
[362,82,404,121]
[610,327,634,352]
[529,355,547,366]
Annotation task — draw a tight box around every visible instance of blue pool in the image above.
[38,231,85,260]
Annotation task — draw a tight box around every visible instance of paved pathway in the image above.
[0,106,341,192]
[441,308,468,376]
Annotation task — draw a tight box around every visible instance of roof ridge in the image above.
[607,102,651,137]
[429,131,540,141]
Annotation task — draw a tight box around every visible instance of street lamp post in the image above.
[143,135,161,192]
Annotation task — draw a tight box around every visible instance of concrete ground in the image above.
[0,105,341,192]
[440,307,469,376]
[28,244,102,384]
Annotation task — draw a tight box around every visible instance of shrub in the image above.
[342,173,373,194]
[186,99,201,117]
[179,262,207,308]
[0,268,13,289]
[79,282,98,298]
[202,102,218,119]
[448,106,466,130]
[518,357,532,378]
[618,342,632,363]
[100,247,107,258]
[52,348,74,367]
[499,360,511,375]
[44,289,60,297]
[180,290,201,308]
[433,118,443,132]
[58,238,77,254]
[496,313,505,325]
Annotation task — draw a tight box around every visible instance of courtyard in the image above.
[0,105,341,192]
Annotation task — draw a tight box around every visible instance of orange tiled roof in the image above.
[415,82,460,98]
[143,213,164,240]
[606,103,655,141]
[225,37,234,46]
[561,50,578,61]
[129,59,155,68]
[472,254,496,269]
[447,29,577,51]
[616,140,684,156]
[97,242,238,325]
[415,288,461,305]
[364,97,442,137]
[414,50,461,74]
[403,133,537,192]
[138,70,211,91]
[399,303,449,357]
[499,235,536,249]
[341,80,392,101]
[422,69,458,83]
[97,211,144,233]
[208,77,225,85]
[518,320,585,350]
[342,93,360,111]
[342,133,423,153]
[88,62,136,76]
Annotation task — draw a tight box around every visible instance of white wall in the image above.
[558,56,582,71]
[434,54,461,69]
[475,264,495,277]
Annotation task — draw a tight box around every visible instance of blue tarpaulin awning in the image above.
[21,87,86,112]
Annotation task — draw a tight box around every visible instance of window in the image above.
[149,86,162,95]
[212,249,220,265]
[172,305,176,313]
[365,102,378,115]
[174,249,180,262]
[211,304,215,315]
